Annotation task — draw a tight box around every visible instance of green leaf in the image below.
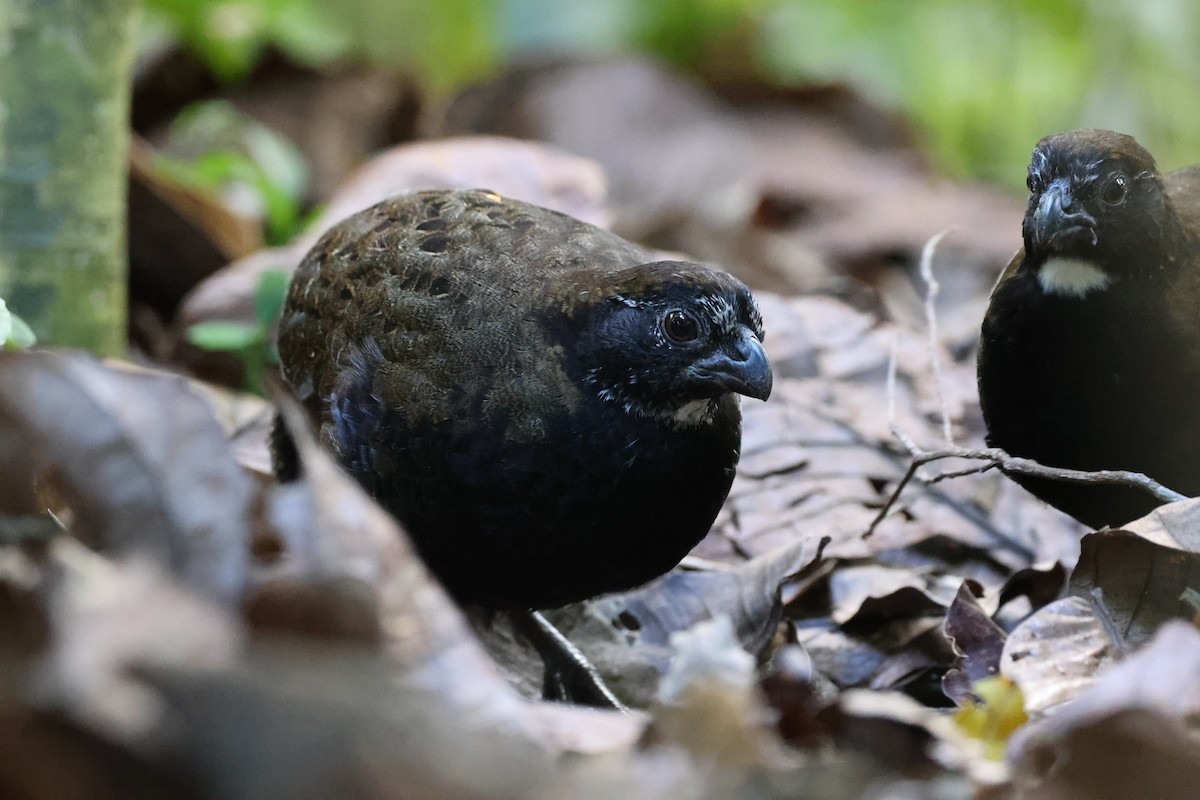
[197,1,271,82]
[147,0,350,83]
[270,0,353,66]
[954,676,1028,760]
[0,299,11,346]
[0,298,36,350]
[243,123,308,205]
[155,101,309,244]
[189,150,258,189]
[347,0,499,94]
[257,177,302,245]
[254,269,290,326]
[186,320,263,351]
[8,314,36,349]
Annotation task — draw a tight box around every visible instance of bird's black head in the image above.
[569,260,772,426]
[1023,129,1168,295]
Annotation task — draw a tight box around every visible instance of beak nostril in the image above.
[1033,179,1097,251]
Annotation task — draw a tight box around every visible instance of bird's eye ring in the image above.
[1101,175,1128,206]
[663,310,699,344]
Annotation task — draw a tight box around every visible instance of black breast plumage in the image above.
[978,129,1200,528]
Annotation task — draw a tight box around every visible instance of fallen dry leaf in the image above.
[595,536,821,654]
[997,561,1067,614]
[29,539,240,742]
[0,707,189,800]
[1011,621,1200,799]
[942,583,1007,706]
[1120,495,1200,550]
[0,350,251,604]
[0,549,51,702]
[1070,527,1200,648]
[646,616,784,768]
[759,643,836,749]
[139,647,557,800]
[1000,596,1116,715]
[792,617,947,692]
[828,565,970,626]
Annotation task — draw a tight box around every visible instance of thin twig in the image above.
[866,460,921,536]
[46,508,69,532]
[917,229,955,446]
[922,461,1000,484]
[866,441,1187,537]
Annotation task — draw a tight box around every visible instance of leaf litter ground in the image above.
[10,55,1200,797]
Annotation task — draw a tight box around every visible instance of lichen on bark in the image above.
[0,0,140,355]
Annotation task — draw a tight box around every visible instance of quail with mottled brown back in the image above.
[978,129,1200,528]
[275,189,772,609]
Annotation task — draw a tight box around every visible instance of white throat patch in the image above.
[1037,257,1113,298]
[670,397,721,427]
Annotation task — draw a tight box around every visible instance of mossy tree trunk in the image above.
[0,0,140,355]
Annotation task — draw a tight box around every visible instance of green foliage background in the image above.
[145,0,1200,188]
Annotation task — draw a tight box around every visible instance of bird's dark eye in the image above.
[1101,175,1128,205]
[663,310,699,343]
[1026,174,1037,193]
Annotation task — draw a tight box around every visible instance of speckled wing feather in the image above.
[278,189,653,444]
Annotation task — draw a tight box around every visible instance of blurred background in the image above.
[8,0,1200,374]
[123,0,1200,385]
[142,0,1200,184]
[2,6,1195,794]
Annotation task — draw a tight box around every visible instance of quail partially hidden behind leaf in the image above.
[275,189,772,610]
[978,129,1200,528]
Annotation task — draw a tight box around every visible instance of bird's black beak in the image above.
[689,328,773,401]
[1032,179,1097,251]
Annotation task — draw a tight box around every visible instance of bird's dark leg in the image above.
[510,609,629,712]
[268,411,302,482]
